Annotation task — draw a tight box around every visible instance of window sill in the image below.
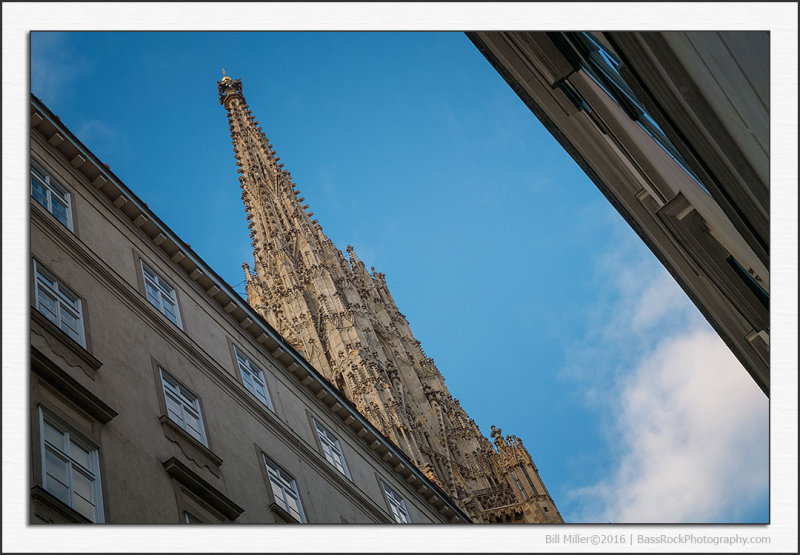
[31,308,101,378]
[31,485,94,524]
[159,415,223,477]
[268,502,303,524]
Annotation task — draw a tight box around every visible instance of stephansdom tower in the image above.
[218,73,562,524]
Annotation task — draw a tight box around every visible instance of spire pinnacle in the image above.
[217,71,242,105]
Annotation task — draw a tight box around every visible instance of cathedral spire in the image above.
[219,74,563,524]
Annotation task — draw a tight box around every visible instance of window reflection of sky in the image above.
[580,32,709,194]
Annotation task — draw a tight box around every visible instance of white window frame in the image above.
[141,260,182,328]
[160,368,207,446]
[381,481,411,523]
[33,259,86,347]
[312,418,350,479]
[262,455,307,523]
[39,407,104,522]
[31,163,73,230]
[233,345,273,410]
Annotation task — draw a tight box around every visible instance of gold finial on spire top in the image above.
[221,67,232,82]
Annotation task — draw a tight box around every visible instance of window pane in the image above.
[184,414,202,438]
[145,283,161,307]
[254,387,269,406]
[59,310,82,342]
[162,300,178,324]
[142,263,157,280]
[165,396,184,424]
[51,198,69,226]
[277,468,294,486]
[321,442,333,460]
[56,284,80,307]
[31,178,48,207]
[251,371,266,387]
[43,421,65,450]
[36,288,59,324]
[285,496,301,520]
[44,450,70,503]
[35,264,57,285]
[69,441,92,471]
[72,491,96,521]
[48,181,68,201]
[45,475,71,504]
[270,481,284,504]
[72,469,93,501]
[177,386,197,405]
[157,280,175,296]
[161,370,178,389]
[161,295,176,311]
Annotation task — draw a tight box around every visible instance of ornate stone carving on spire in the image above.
[219,73,563,524]
[218,71,243,106]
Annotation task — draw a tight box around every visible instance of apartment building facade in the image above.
[29,94,468,525]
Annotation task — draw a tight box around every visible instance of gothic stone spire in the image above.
[218,74,562,524]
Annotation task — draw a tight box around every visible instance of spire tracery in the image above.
[218,73,562,524]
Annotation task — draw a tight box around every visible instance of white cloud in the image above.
[605,327,766,522]
[565,230,768,523]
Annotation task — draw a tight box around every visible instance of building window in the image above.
[566,32,707,191]
[313,418,350,478]
[33,260,85,347]
[262,455,306,523]
[31,164,73,229]
[233,345,273,410]
[141,261,182,327]
[382,481,411,523]
[160,368,207,446]
[39,408,104,522]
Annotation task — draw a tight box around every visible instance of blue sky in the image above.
[30,31,769,523]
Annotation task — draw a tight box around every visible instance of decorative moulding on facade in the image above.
[159,415,223,477]
[31,308,102,379]
[161,457,243,521]
[31,346,117,424]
